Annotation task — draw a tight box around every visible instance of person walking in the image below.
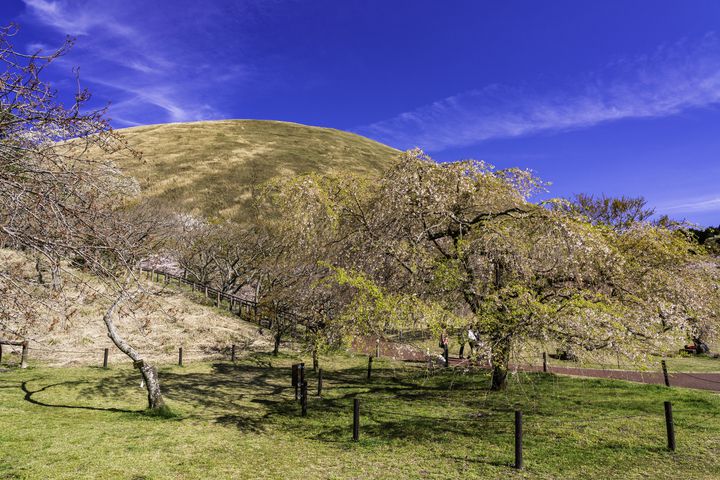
[467,327,478,359]
[439,328,449,366]
[458,329,467,358]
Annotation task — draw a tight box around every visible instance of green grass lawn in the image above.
[2,353,720,479]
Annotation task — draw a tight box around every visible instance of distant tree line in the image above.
[690,225,720,256]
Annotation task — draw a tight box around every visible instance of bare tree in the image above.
[571,193,656,230]
[0,24,170,411]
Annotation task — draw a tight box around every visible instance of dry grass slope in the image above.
[0,249,269,366]
[111,120,399,221]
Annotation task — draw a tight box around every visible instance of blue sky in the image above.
[2,0,720,226]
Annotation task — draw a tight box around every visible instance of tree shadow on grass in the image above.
[21,380,142,413]
[80,361,295,433]
[70,358,519,447]
[445,454,514,469]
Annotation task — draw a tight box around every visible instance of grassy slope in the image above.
[0,249,269,366]
[111,120,399,221]
[2,354,720,479]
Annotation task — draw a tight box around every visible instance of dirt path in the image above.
[531,365,720,392]
[354,336,720,392]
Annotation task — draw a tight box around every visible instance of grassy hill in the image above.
[112,120,399,221]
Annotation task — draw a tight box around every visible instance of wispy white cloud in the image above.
[660,196,720,214]
[23,0,135,38]
[20,0,251,126]
[84,76,222,125]
[356,34,720,151]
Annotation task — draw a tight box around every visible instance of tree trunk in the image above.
[103,296,167,411]
[273,332,281,356]
[490,337,511,391]
[20,341,28,368]
[312,345,319,372]
[489,261,511,391]
[50,261,62,291]
[35,257,44,284]
[138,362,165,409]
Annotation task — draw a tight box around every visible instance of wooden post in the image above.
[231,344,236,362]
[292,364,299,385]
[20,341,28,369]
[178,347,183,367]
[352,398,360,441]
[204,286,208,298]
[299,363,305,397]
[292,364,299,400]
[0,344,3,364]
[216,291,221,307]
[317,368,323,396]
[662,360,670,387]
[375,339,380,359]
[367,356,373,380]
[443,344,449,368]
[103,348,109,368]
[301,381,308,417]
[514,410,523,469]
[664,401,676,451]
[542,352,547,373]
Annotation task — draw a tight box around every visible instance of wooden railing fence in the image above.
[139,267,306,339]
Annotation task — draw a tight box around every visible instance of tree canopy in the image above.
[257,150,719,389]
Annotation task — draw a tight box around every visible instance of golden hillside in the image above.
[112,120,399,221]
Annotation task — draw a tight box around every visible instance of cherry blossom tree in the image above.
[269,150,719,390]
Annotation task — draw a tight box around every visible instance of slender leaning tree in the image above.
[0,25,169,410]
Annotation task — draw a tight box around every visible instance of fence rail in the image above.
[140,267,307,338]
[0,339,29,368]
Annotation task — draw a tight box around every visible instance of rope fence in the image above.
[504,351,720,391]
[0,341,239,369]
[138,266,720,393]
[5,332,720,395]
